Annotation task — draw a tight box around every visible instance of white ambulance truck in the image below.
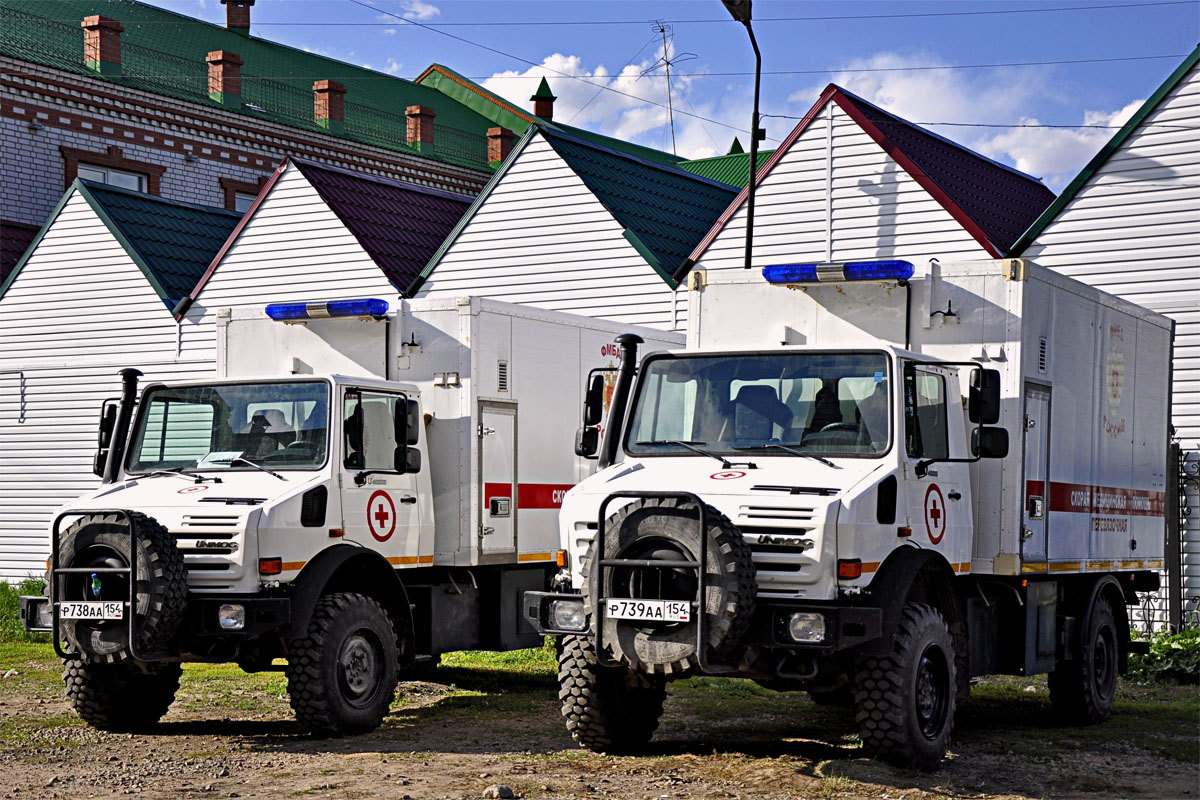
[525,259,1173,770]
[21,296,681,735]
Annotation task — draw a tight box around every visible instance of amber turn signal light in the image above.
[837,559,862,579]
[555,550,567,568]
[258,557,283,575]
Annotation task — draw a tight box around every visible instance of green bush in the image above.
[1128,628,1200,684]
[0,577,48,643]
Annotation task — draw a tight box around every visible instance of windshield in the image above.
[127,381,330,473]
[626,352,891,457]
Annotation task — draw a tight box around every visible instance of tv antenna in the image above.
[644,21,696,155]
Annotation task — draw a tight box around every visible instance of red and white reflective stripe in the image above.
[483,482,575,510]
[1025,480,1165,517]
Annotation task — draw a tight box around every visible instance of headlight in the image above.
[218,604,246,631]
[34,600,53,630]
[549,599,587,631]
[788,612,825,643]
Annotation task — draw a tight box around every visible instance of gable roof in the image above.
[0,220,39,284]
[680,149,776,188]
[0,180,241,309]
[415,64,687,168]
[408,127,738,295]
[0,0,497,172]
[683,84,1057,275]
[1009,45,1200,256]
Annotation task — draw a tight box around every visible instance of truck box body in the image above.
[685,259,1173,576]
[220,296,683,568]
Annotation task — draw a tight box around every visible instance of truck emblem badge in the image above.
[177,485,209,494]
[368,490,396,542]
[924,483,946,544]
[710,470,747,480]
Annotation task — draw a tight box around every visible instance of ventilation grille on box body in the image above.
[1038,336,1048,373]
[498,360,509,392]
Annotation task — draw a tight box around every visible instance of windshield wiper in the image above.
[230,457,286,481]
[635,440,756,469]
[142,468,223,484]
[731,443,840,469]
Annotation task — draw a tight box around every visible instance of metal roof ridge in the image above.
[289,157,474,203]
[539,127,739,191]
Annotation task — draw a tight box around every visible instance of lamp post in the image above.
[721,0,762,270]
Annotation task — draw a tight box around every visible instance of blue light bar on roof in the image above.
[762,260,914,285]
[264,298,389,321]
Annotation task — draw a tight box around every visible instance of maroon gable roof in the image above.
[1,220,41,284]
[688,84,1056,265]
[294,159,474,292]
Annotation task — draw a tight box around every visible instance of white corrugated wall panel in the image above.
[698,103,988,273]
[416,134,679,331]
[0,193,219,581]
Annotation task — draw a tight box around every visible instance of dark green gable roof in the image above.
[0,180,242,310]
[0,0,497,171]
[679,149,776,188]
[1009,45,1200,256]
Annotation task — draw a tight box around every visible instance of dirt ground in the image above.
[0,644,1196,800]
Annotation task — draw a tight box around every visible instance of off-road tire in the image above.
[854,603,956,772]
[559,634,666,753]
[286,593,398,736]
[63,658,181,732]
[583,497,755,676]
[1048,595,1118,724]
[54,512,186,663]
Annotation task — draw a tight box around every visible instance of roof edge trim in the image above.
[621,228,676,289]
[0,185,80,301]
[76,181,176,309]
[406,125,541,297]
[416,64,537,127]
[1009,45,1200,256]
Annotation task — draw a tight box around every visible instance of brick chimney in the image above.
[530,77,556,120]
[81,16,123,77]
[487,127,515,165]
[220,0,254,36]
[406,105,436,153]
[207,51,243,106]
[313,80,346,135]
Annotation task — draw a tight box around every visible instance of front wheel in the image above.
[63,659,181,732]
[854,603,956,771]
[286,593,398,736]
[1048,595,1119,724]
[559,634,666,753]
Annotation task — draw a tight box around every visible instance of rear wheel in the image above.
[1049,595,1118,724]
[559,634,666,753]
[854,603,955,771]
[286,593,398,736]
[63,659,181,732]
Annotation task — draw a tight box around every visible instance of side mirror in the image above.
[393,399,409,451]
[574,426,599,458]
[969,368,1001,425]
[93,401,118,477]
[972,426,1009,459]
[393,445,422,474]
[583,374,605,426]
[405,399,420,445]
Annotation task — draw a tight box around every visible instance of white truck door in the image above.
[1021,384,1051,562]
[340,388,422,563]
[479,401,517,554]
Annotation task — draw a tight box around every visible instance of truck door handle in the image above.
[399,496,417,504]
[948,491,962,501]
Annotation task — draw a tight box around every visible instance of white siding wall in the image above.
[696,103,989,272]
[1020,62,1200,449]
[1020,61,1200,622]
[0,194,216,581]
[186,166,398,320]
[417,134,680,330]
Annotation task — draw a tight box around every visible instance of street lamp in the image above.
[721,0,763,270]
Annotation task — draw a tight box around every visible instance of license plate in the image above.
[59,601,124,620]
[605,599,690,622]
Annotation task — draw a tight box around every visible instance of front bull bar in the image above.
[592,491,738,674]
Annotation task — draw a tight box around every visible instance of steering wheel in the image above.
[820,422,860,433]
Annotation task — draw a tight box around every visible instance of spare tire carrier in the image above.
[593,491,740,674]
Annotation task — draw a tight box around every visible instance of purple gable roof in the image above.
[293,159,474,292]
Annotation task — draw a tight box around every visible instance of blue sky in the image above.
[151,0,1197,190]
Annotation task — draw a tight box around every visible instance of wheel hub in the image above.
[339,633,380,705]
[915,643,949,740]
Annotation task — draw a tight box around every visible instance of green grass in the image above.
[0,578,49,644]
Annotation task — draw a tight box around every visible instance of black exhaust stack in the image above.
[101,368,143,484]
[598,334,642,469]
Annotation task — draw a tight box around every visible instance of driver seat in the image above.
[733,385,792,441]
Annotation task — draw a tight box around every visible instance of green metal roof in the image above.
[679,149,775,188]
[414,64,687,168]
[1009,45,1200,256]
[0,0,496,171]
[0,180,242,309]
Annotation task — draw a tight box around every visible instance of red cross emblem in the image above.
[924,483,946,545]
[710,470,747,480]
[367,490,396,542]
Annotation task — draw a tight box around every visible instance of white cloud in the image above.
[383,28,396,35]
[401,0,439,20]
[385,58,402,75]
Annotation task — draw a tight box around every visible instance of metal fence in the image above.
[122,42,208,104]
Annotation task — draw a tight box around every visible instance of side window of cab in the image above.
[904,367,948,459]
